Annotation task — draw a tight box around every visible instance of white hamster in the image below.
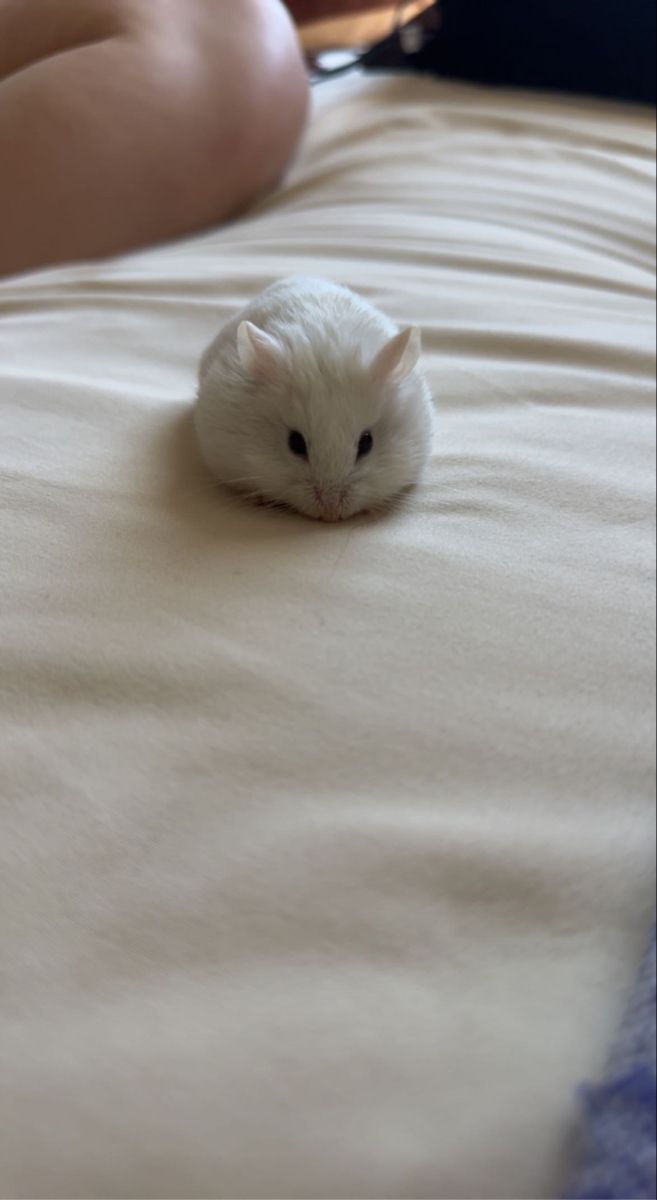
[195,277,434,522]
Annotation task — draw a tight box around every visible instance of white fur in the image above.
[195,277,434,522]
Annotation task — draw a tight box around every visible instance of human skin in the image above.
[0,0,309,278]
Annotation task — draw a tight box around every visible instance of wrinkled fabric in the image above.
[0,75,655,1200]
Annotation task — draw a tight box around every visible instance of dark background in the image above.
[365,0,657,105]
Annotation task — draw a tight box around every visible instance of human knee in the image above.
[176,0,310,209]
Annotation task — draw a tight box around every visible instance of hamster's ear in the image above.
[237,321,284,378]
[371,327,421,385]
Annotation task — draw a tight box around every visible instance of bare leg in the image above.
[0,0,309,278]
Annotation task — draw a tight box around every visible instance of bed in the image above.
[0,73,655,1199]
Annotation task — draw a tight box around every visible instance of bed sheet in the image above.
[0,75,655,1199]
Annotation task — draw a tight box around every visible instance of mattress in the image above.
[0,74,655,1200]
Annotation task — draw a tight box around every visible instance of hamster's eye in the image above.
[357,431,374,461]
[288,430,308,459]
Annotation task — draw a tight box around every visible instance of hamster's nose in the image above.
[315,486,347,522]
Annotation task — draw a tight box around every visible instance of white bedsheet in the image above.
[0,75,655,1200]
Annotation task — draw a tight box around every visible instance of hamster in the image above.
[195,277,434,522]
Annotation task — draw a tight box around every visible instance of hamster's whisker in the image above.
[172,474,226,501]
[232,489,290,514]
[224,475,264,488]
[234,490,263,504]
